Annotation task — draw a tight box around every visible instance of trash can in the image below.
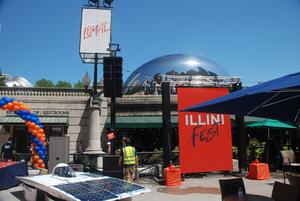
[23,184,37,201]
[164,164,182,186]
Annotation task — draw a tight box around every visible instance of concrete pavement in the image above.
[0,172,284,201]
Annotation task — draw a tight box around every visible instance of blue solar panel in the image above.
[75,191,118,201]
[54,177,147,201]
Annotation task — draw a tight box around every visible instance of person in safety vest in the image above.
[119,137,138,182]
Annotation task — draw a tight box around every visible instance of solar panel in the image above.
[81,173,103,178]
[75,191,118,201]
[54,177,147,201]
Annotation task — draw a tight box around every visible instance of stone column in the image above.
[85,100,104,154]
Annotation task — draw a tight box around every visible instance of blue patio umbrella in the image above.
[183,71,300,123]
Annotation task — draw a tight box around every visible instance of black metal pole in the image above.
[236,115,247,174]
[234,82,247,174]
[110,59,116,154]
[93,54,98,101]
[162,82,172,168]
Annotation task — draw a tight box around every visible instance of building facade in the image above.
[0,87,108,159]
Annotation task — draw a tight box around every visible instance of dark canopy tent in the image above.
[184,71,300,123]
[183,71,300,172]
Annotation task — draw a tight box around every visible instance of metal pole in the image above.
[93,54,98,101]
[110,59,116,154]
[234,82,247,175]
[236,115,247,174]
[162,82,172,168]
[267,128,270,163]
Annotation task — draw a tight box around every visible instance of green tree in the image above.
[74,80,84,88]
[56,81,72,88]
[35,79,54,88]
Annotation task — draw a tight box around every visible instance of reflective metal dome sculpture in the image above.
[124,54,231,94]
[0,73,33,87]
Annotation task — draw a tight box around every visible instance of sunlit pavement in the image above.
[0,172,284,201]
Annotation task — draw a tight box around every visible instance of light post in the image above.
[80,0,114,156]
[82,69,104,154]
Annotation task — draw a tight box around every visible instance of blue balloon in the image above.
[14,111,20,115]
[0,100,5,107]
[38,150,43,156]
[41,155,46,160]
[8,98,15,102]
[33,138,39,143]
[2,96,9,103]
[41,146,46,151]
[34,146,40,152]
[37,141,43,147]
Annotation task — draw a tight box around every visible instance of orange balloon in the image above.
[34,164,39,169]
[32,130,38,135]
[8,103,13,110]
[34,125,40,130]
[40,137,45,142]
[37,159,43,165]
[30,122,36,129]
[33,155,39,160]
[38,129,44,134]
[36,133,41,138]
[1,105,7,110]
[13,105,20,111]
[39,163,45,168]
[20,105,29,110]
[43,142,47,146]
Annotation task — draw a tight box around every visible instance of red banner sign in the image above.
[177,87,233,173]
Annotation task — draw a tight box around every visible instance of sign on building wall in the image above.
[177,87,233,173]
[80,8,111,63]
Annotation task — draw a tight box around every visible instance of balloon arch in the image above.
[0,96,47,169]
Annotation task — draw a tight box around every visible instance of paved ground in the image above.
[0,172,284,201]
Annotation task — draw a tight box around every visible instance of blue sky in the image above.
[0,0,300,86]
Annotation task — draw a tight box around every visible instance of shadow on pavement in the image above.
[157,186,221,195]
[11,190,26,201]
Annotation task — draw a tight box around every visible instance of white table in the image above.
[18,172,150,201]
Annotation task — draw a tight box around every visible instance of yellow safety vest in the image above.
[123,146,136,165]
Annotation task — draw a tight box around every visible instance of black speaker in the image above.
[103,57,123,97]
[103,155,123,179]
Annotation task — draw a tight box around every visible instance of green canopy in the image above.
[246,119,296,129]
[246,119,296,163]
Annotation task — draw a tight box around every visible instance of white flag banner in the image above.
[80,8,111,62]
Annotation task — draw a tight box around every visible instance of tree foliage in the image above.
[56,81,72,88]
[35,79,54,88]
[74,80,84,88]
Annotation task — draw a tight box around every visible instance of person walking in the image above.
[1,137,15,161]
[119,137,138,182]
